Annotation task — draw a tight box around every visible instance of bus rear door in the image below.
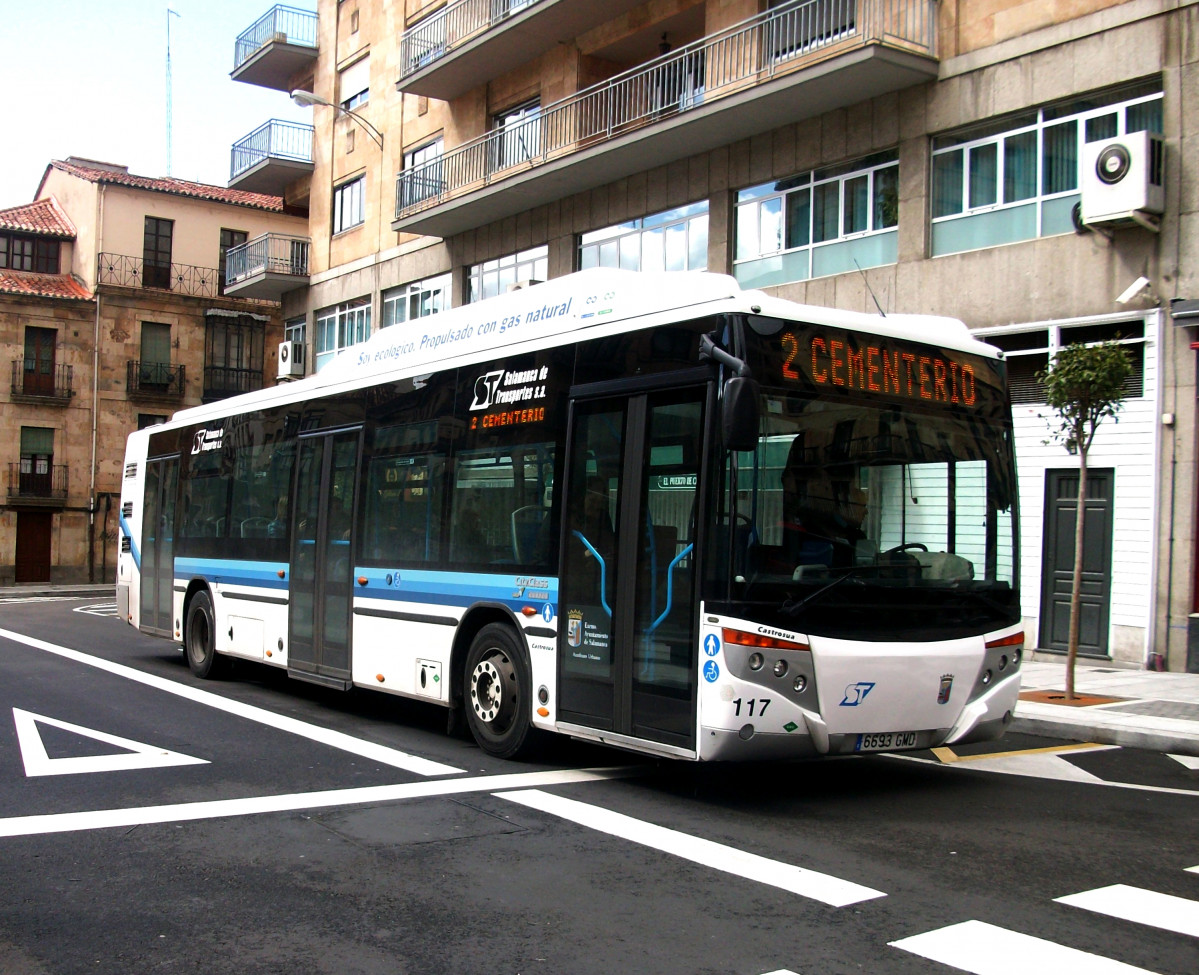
[557,383,708,752]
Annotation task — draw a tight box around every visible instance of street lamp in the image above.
[290,89,384,148]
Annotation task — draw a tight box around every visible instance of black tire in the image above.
[184,590,226,679]
[464,623,539,759]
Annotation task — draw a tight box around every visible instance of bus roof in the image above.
[165,268,991,428]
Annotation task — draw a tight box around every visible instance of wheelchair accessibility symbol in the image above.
[703,660,720,683]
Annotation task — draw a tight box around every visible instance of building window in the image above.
[315,297,371,371]
[931,83,1163,256]
[218,228,248,294]
[399,137,444,210]
[22,326,57,396]
[492,99,541,171]
[979,319,1146,405]
[382,274,450,327]
[0,234,59,274]
[333,176,365,234]
[139,322,173,388]
[339,56,370,110]
[284,316,306,347]
[469,247,548,303]
[19,426,54,496]
[580,203,709,273]
[205,313,266,400]
[734,149,898,288]
[143,216,174,289]
[138,414,168,429]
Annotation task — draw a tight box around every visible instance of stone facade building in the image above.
[224,0,1199,670]
[0,159,307,584]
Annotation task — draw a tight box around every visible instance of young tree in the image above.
[1037,341,1132,699]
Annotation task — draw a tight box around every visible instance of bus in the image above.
[118,268,1022,761]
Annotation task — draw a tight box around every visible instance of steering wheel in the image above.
[884,542,928,556]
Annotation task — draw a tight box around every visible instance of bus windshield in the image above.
[717,317,1020,641]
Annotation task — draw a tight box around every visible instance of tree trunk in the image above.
[1066,445,1088,700]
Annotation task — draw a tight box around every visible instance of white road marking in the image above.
[13,709,208,777]
[1168,754,1199,771]
[0,768,631,838]
[72,602,118,617]
[890,919,1161,974]
[1187,865,1199,875]
[494,788,885,907]
[0,627,462,777]
[1055,884,1199,938]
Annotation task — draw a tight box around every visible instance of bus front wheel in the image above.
[464,624,538,759]
[185,590,226,679]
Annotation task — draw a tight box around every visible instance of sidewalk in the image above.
[0,583,114,600]
[1013,657,1199,756]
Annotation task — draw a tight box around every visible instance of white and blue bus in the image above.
[118,268,1022,760]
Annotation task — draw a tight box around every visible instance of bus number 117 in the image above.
[732,697,770,717]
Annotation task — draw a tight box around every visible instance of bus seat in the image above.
[240,517,269,538]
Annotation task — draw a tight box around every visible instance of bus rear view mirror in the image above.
[722,376,760,452]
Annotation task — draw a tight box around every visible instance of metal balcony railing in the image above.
[127,360,186,400]
[225,233,311,286]
[10,361,73,401]
[98,253,220,298]
[399,0,542,78]
[204,366,265,402]
[395,0,934,220]
[8,463,68,502]
[230,120,315,181]
[234,5,318,71]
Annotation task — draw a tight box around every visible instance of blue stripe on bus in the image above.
[352,568,559,613]
[118,512,141,571]
[174,557,290,591]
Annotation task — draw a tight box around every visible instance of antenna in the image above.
[854,259,886,317]
[166,7,181,176]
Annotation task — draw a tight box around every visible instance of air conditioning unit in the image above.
[1080,131,1164,231]
[277,340,305,379]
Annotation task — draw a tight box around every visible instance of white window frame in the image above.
[333,175,365,234]
[339,56,370,110]
[382,274,451,327]
[315,298,371,371]
[399,137,444,210]
[579,202,709,274]
[733,150,898,287]
[469,246,548,303]
[930,87,1162,256]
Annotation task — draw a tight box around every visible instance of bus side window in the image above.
[362,453,446,563]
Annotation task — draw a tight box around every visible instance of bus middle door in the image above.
[557,384,708,752]
[289,428,360,688]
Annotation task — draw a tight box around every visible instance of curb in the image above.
[1010,712,1199,758]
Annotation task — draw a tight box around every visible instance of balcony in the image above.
[232,5,319,91]
[229,119,315,195]
[6,464,68,507]
[127,360,187,402]
[393,0,937,239]
[10,361,73,405]
[397,0,647,101]
[98,253,221,298]
[204,366,265,403]
[222,233,311,300]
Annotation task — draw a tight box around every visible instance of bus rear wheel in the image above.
[464,624,538,759]
[184,590,226,679]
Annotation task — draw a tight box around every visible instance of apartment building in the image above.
[225,0,1199,670]
[0,158,307,584]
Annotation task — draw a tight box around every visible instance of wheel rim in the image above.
[470,650,515,729]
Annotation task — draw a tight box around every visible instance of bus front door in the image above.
[139,456,178,637]
[558,386,706,751]
[289,429,360,687]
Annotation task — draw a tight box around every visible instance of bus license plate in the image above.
[855,731,918,752]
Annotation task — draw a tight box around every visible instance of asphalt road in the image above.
[0,597,1195,975]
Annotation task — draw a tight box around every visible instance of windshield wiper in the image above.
[779,566,875,617]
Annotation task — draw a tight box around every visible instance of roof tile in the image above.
[0,197,76,238]
[48,159,285,212]
[0,271,92,301]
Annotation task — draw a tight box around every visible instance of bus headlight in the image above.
[748,652,764,671]
[773,659,788,678]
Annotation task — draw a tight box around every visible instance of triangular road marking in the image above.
[12,709,209,777]
[1168,754,1199,771]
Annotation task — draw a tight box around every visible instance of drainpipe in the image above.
[88,183,105,583]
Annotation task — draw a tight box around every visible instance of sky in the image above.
[0,1,314,209]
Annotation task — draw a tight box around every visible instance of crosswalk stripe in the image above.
[890,919,1161,974]
[1055,884,1199,938]
[495,788,885,907]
